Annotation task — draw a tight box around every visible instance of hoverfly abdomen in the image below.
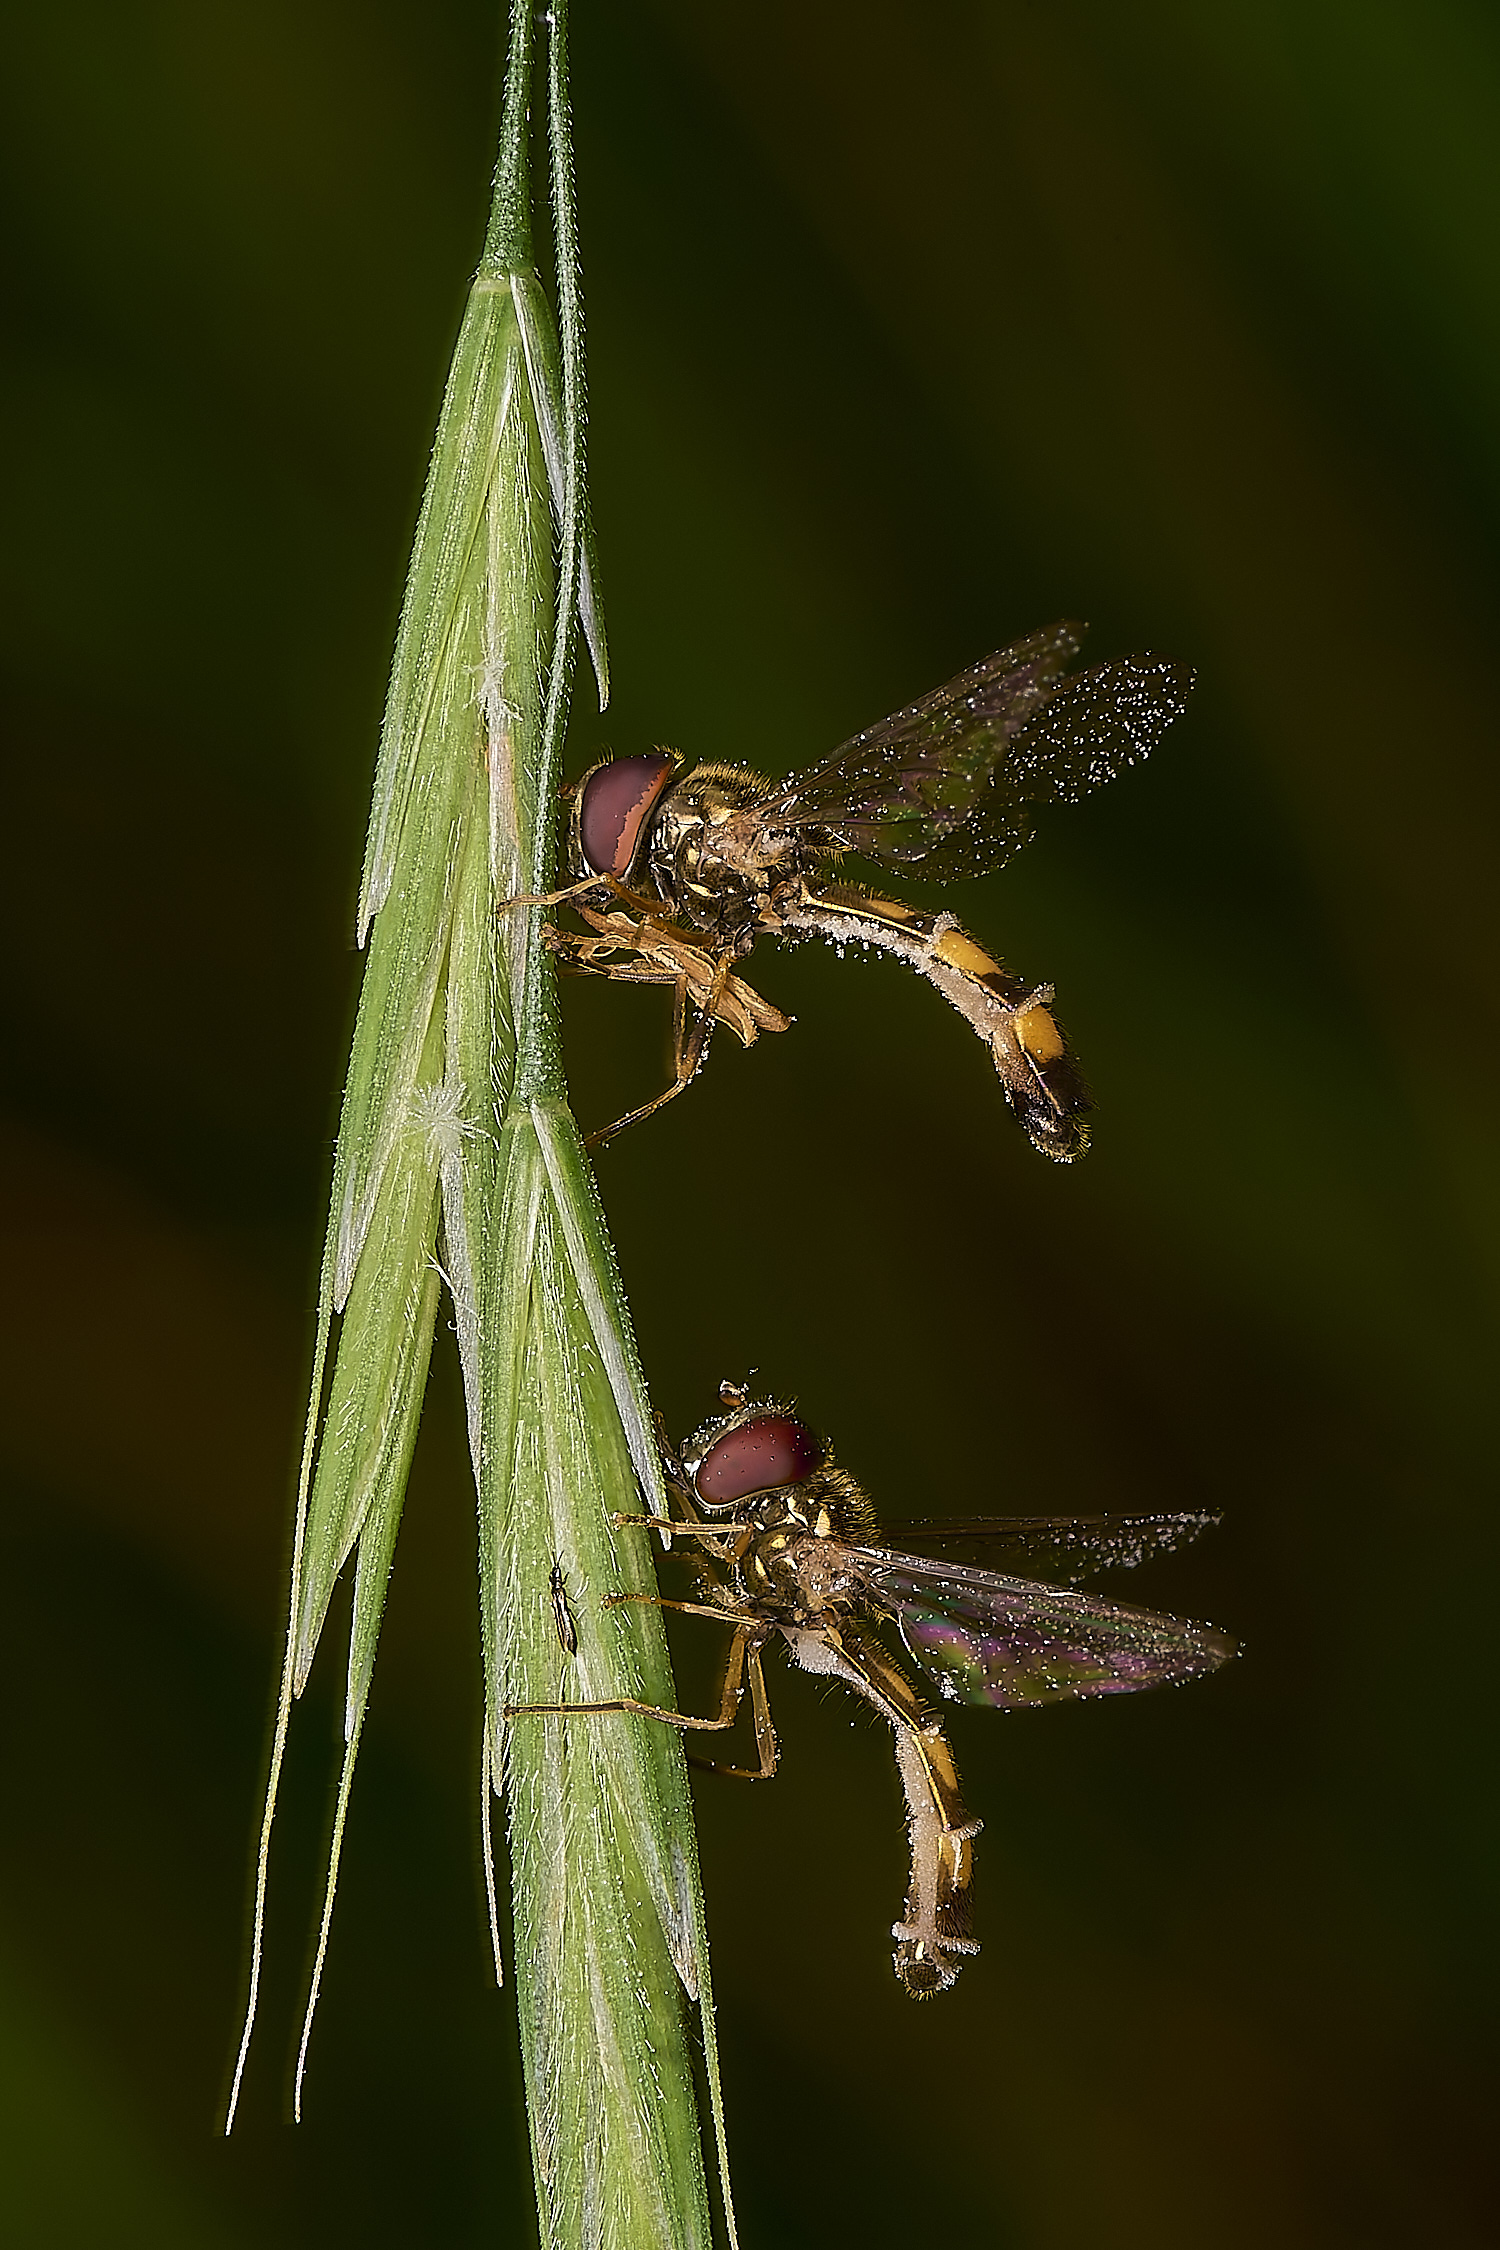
[1013,1000,1066,1063]
[893,1724,983,2000]
[775,883,1097,1160]
[1008,1001,1092,1162]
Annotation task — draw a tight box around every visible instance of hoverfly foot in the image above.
[496,873,599,914]
[891,1922,981,1957]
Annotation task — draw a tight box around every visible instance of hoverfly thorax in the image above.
[645,764,798,949]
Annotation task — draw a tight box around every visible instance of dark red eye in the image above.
[576,755,675,878]
[695,1416,824,1505]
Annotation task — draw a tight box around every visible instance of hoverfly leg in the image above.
[687,1642,780,1782]
[584,962,722,1148]
[584,1066,700,1148]
[504,1623,755,1740]
[546,927,624,979]
[547,925,672,987]
[499,870,663,916]
[670,963,722,1093]
[611,1514,730,1541]
[602,1592,735,1622]
[496,872,601,913]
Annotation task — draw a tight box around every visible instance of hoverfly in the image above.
[547,622,1192,1157]
[509,1381,1234,1998]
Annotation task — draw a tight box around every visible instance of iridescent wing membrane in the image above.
[857,1521,1234,1709]
[761,621,1193,880]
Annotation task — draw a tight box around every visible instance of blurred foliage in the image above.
[0,2,1496,2244]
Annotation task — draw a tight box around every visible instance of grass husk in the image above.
[226,9,735,2245]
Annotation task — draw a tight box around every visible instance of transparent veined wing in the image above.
[911,652,1194,880]
[758,623,1078,864]
[755,623,1192,879]
[858,1550,1235,1709]
[876,1511,1221,1583]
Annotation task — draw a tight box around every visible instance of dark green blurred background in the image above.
[2,2,1497,2243]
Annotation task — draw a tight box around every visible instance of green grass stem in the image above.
[226,10,735,2244]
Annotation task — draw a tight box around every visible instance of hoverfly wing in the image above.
[759,626,1193,880]
[858,1550,1235,1710]
[759,622,1083,869]
[877,1511,1221,1583]
[910,653,1195,882]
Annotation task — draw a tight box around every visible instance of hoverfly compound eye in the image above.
[577,755,676,879]
[694,1415,824,1506]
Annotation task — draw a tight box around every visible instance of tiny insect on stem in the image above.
[549,1559,579,1656]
